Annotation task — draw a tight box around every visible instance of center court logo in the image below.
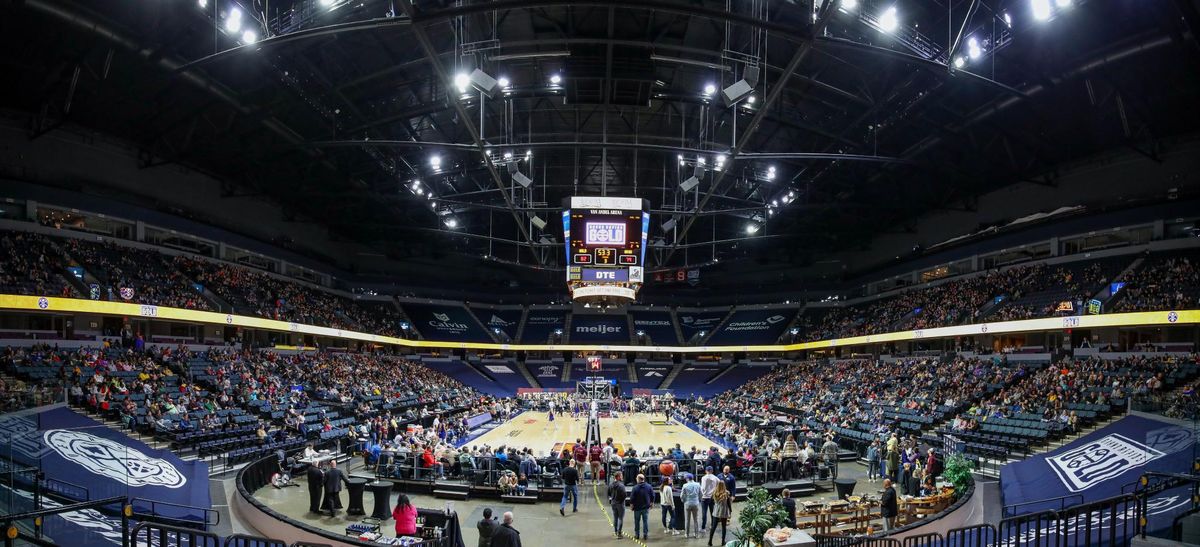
[44,430,187,488]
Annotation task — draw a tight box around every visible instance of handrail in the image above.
[1002,492,1084,517]
[223,533,287,547]
[40,477,89,501]
[129,496,220,527]
[128,521,220,547]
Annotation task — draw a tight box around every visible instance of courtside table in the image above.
[347,477,369,516]
[368,480,393,520]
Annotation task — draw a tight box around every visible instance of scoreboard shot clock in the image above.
[562,196,649,306]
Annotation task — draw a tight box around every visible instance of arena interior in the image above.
[2,0,1200,546]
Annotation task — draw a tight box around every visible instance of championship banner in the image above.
[571,314,628,343]
[401,303,492,342]
[520,310,566,343]
[470,307,523,339]
[630,310,680,344]
[706,308,797,345]
[0,407,210,522]
[676,310,729,341]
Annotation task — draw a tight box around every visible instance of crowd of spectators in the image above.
[63,238,211,310]
[0,232,77,297]
[1114,252,1200,312]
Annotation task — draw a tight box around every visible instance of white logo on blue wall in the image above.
[44,430,187,488]
[434,312,451,321]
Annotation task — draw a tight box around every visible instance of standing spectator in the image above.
[392,494,417,537]
[631,473,655,541]
[708,481,732,546]
[559,459,579,516]
[700,466,718,531]
[491,512,522,547]
[321,460,349,516]
[607,471,627,538]
[822,436,840,479]
[477,508,497,547]
[306,463,325,513]
[780,489,796,529]
[681,474,703,539]
[866,440,881,482]
[661,477,677,535]
[881,479,898,531]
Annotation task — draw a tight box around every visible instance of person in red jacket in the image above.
[422,446,445,480]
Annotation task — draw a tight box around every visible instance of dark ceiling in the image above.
[2,0,1199,282]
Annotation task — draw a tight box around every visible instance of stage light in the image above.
[411,180,420,189]
[241,30,258,44]
[703,83,717,96]
[1004,12,1013,27]
[1056,0,1071,7]
[224,8,242,33]
[530,215,547,230]
[198,0,208,8]
[444,218,458,228]
[772,199,779,207]
[503,151,513,160]
[879,6,899,33]
[953,56,966,68]
[1032,0,1051,21]
[415,188,424,196]
[507,162,533,187]
[498,77,511,89]
[319,0,335,6]
[453,73,470,94]
[768,209,774,216]
[967,37,982,59]
[698,157,706,165]
[767,172,776,180]
[429,155,442,169]
[747,95,756,104]
[468,68,501,98]
[550,74,562,85]
[841,0,857,10]
[525,150,532,158]
[745,223,760,234]
[788,190,795,198]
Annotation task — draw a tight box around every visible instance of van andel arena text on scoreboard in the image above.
[562,196,649,305]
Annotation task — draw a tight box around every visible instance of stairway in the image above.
[515,359,540,389]
[659,362,685,389]
[626,314,637,344]
[670,308,686,345]
[626,360,637,382]
[561,359,572,383]
[1099,258,1144,310]
[699,308,736,345]
[561,313,573,343]
[514,308,529,343]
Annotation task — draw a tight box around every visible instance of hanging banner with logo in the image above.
[0,407,210,523]
[630,310,679,345]
[676,310,731,342]
[401,303,491,342]
[707,308,797,345]
[520,310,567,343]
[470,307,523,339]
[571,314,628,343]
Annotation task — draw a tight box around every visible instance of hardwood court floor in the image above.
[462,412,719,457]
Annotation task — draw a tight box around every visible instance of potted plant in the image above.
[941,452,976,497]
[733,487,791,547]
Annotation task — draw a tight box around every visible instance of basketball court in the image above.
[462,411,716,458]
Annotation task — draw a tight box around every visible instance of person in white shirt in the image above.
[661,477,677,535]
[700,467,719,531]
[304,443,318,460]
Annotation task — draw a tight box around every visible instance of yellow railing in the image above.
[1,294,1196,354]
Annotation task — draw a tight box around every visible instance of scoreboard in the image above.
[563,196,649,304]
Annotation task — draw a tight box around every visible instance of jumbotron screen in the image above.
[562,196,648,284]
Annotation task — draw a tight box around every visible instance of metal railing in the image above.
[1,495,127,547]
[1003,493,1085,518]
[129,496,220,528]
[128,521,220,547]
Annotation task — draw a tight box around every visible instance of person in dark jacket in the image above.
[306,463,325,513]
[608,472,628,538]
[321,460,350,515]
[780,489,797,529]
[491,512,522,547]
[476,507,497,547]
[880,479,898,531]
[630,474,655,541]
[560,460,580,515]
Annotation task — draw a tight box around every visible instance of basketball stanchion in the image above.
[592,479,647,547]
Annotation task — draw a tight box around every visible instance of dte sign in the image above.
[582,268,629,282]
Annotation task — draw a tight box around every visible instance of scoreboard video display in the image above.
[562,196,648,287]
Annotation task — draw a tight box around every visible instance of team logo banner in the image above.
[707,308,797,345]
[402,303,491,342]
[520,310,566,343]
[0,407,210,523]
[631,310,679,344]
[470,307,523,339]
[571,315,628,342]
[676,310,729,341]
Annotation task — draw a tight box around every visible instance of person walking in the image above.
[708,481,732,546]
[631,473,655,541]
[608,472,628,538]
[560,458,580,515]
[680,474,703,539]
[320,460,349,516]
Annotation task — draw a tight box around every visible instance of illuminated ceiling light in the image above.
[953,56,966,68]
[415,188,424,196]
[768,165,776,173]
[716,154,727,164]
[1032,0,1052,21]
[788,190,795,198]
[703,83,717,96]
[767,172,776,180]
[429,155,442,169]
[967,36,982,60]
[746,95,756,104]
[444,218,458,228]
[198,0,208,8]
[224,8,242,33]
[410,180,420,189]
[319,0,335,6]
[1003,12,1013,27]
[525,149,532,158]
[745,223,760,234]
[453,73,470,94]
[549,74,562,85]
[1055,0,1071,7]
[241,30,258,44]
[772,199,779,207]
[841,0,858,11]
[878,6,899,33]
[497,77,511,88]
[503,151,513,160]
[697,156,706,165]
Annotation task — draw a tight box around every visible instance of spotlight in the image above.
[503,151,513,160]
[1032,0,1051,21]
[530,215,547,230]
[681,166,703,192]
[224,9,242,33]
[429,155,442,169]
[319,0,335,6]
[198,0,208,8]
[721,65,759,107]
[747,96,756,104]
[411,180,421,189]
[698,157,706,165]
[878,6,899,32]
[717,154,727,165]
[469,68,501,98]
[767,172,776,180]
[549,74,562,85]
[967,37,982,59]
[703,83,717,96]
[841,0,857,10]
[415,188,424,196]
[1055,0,1071,7]
[772,199,779,207]
[953,56,966,68]
[525,150,532,158]
[507,162,533,188]
[498,77,511,89]
[745,223,760,234]
[453,73,470,94]
[444,218,458,228]
[241,30,258,44]
[1003,12,1013,27]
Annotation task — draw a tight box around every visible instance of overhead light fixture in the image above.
[662,217,677,232]
[721,65,759,107]
[681,164,704,191]
[469,68,501,98]
[530,215,547,230]
[703,83,717,96]
[1003,12,1013,27]
[745,223,760,235]
[967,36,982,59]
[878,6,899,33]
[430,155,442,169]
[698,157,706,165]
[841,0,858,10]
[953,56,966,68]
[1055,0,1071,7]
[224,8,242,33]
[241,30,258,44]
[549,74,562,85]
[319,0,335,6]
[453,73,470,94]
[415,188,424,196]
[497,77,511,89]
[489,50,570,62]
[503,151,513,160]
[507,162,533,188]
[198,0,208,8]
[410,180,421,190]
[747,95,756,104]
[444,218,458,228]
[1032,0,1052,21]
